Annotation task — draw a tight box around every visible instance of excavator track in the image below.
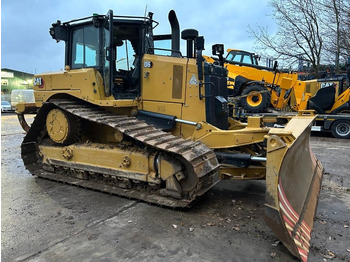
[21,99,220,208]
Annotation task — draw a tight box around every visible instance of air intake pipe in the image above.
[181,29,199,58]
[168,10,180,57]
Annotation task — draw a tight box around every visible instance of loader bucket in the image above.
[264,112,323,261]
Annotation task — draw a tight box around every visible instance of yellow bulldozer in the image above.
[16,10,323,261]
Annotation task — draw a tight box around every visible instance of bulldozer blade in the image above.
[264,113,324,261]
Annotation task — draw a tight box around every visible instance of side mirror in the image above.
[49,21,68,42]
[212,44,224,57]
[212,44,224,66]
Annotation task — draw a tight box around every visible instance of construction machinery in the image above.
[290,76,350,113]
[206,49,350,116]
[204,49,299,113]
[16,10,323,261]
[291,76,350,138]
[206,49,350,138]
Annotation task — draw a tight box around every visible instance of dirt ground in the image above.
[1,113,349,262]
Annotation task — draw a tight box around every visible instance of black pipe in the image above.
[168,10,180,57]
[137,110,176,131]
[347,56,350,84]
[215,152,252,168]
[181,29,198,58]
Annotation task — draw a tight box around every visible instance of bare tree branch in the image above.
[249,0,324,76]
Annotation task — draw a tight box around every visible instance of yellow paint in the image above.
[330,88,350,113]
[190,121,268,148]
[33,68,139,109]
[220,166,266,180]
[142,54,186,103]
[291,79,350,113]
[39,143,159,183]
[141,54,207,139]
[25,50,324,197]
[246,91,263,107]
[204,51,298,110]
[46,109,70,144]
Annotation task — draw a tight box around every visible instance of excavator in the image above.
[16,10,323,261]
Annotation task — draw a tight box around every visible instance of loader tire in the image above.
[331,120,350,139]
[240,85,270,113]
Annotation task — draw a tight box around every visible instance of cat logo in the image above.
[34,77,44,88]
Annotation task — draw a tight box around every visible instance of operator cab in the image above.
[226,49,259,66]
[49,10,186,100]
[49,11,155,100]
[49,9,226,113]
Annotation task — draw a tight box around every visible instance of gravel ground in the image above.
[1,113,349,262]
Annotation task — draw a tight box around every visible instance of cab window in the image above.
[226,50,255,65]
[242,54,252,64]
[71,26,100,69]
[116,40,135,71]
[227,52,242,63]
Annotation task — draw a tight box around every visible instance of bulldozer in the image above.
[16,10,323,261]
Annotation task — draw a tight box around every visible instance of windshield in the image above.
[71,25,100,69]
[2,101,10,105]
[226,50,258,65]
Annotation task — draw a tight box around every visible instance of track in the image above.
[21,99,220,208]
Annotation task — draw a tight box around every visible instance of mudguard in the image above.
[264,112,324,261]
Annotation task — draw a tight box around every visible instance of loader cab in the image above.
[50,11,155,100]
[226,50,259,66]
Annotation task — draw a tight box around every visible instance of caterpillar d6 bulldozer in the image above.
[16,10,323,261]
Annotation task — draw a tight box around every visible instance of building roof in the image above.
[1,68,34,78]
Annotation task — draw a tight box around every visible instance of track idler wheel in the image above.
[46,108,79,145]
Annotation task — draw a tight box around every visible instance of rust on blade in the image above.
[264,113,324,261]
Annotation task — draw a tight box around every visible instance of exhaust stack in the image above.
[168,10,180,57]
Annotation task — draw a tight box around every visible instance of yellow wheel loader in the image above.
[205,49,350,119]
[16,10,323,261]
[204,49,299,113]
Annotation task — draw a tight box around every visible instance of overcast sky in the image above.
[1,0,276,74]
